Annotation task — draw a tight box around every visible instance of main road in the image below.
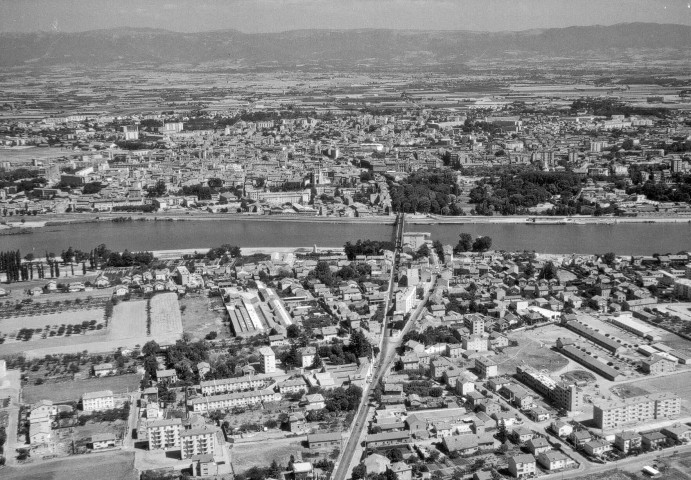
[332,214,436,480]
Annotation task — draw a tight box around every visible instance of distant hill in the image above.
[1,23,690,68]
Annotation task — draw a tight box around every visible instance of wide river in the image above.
[2,219,690,255]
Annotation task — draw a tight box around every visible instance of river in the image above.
[1,219,690,255]
[406,222,691,255]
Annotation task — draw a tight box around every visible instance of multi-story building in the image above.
[641,355,676,375]
[462,334,488,352]
[259,346,276,373]
[593,392,681,430]
[199,376,272,396]
[516,365,582,412]
[181,427,216,458]
[674,278,691,300]
[300,346,317,368]
[395,287,416,314]
[475,356,497,379]
[188,389,281,413]
[464,314,485,335]
[82,390,114,412]
[508,453,536,478]
[614,431,642,453]
[147,418,183,450]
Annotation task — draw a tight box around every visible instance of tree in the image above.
[208,178,223,189]
[142,340,161,357]
[286,324,300,338]
[147,180,167,198]
[603,252,616,266]
[497,420,508,443]
[455,233,473,252]
[539,261,558,280]
[386,448,403,462]
[349,330,372,358]
[472,236,492,252]
[524,262,536,277]
[352,463,367,480]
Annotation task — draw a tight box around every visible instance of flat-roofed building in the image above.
[199,376,272,396]
[593,392,681,430]
[181,426,216,458]
[147,418,183,450]
[188,389,281,412]
[475,356,497,379]
[259,346,276,373]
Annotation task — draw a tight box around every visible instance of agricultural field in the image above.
[1,450,136,480]
[180,293,227,341]
[0,308,105,343]
[22,373,140,403]
[149,292,183,341]
[231,438,306,474]
[110,300,147,339]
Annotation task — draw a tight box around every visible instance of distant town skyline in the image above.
[1,0,691,34]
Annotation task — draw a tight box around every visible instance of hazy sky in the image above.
[1,0,691,33]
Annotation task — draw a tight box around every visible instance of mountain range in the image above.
[1,22,690,68]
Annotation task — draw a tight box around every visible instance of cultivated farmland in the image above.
[150,292,183,342]
[110,300,147,340]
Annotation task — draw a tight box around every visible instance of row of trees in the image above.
[0,250,22,282]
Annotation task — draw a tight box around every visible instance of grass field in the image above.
[494,329,570,375]
[22,374,140,403]
[150,292,183,339]
[180,294,227,341]
[231,439,306,473]
[110,300,147,339]
[1,450,136,480]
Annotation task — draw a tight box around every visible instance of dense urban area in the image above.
[1,21,691,480]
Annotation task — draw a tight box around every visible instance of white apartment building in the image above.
[147,418,183,450]
[82,390,115,412]
[395,287,416,314]
[259,346,276,373]
[181,427,216,458]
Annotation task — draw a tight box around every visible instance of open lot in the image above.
[494,327,570,375]
[150,292,183,341]
[655,303,691,322]
[0,450,136,480]
[231,438,306,473]
[110,300,147,339]
[180,294,227,341]
[22,374,140,403]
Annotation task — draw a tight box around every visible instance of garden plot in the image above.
[150,292,183,341]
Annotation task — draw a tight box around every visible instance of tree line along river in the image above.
[1,219,690,256]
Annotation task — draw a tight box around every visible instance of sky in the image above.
[1,0,690,33]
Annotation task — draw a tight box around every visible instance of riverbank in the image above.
[13,212,397,228]
[407,215,691,225]
[152,246,345,259]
